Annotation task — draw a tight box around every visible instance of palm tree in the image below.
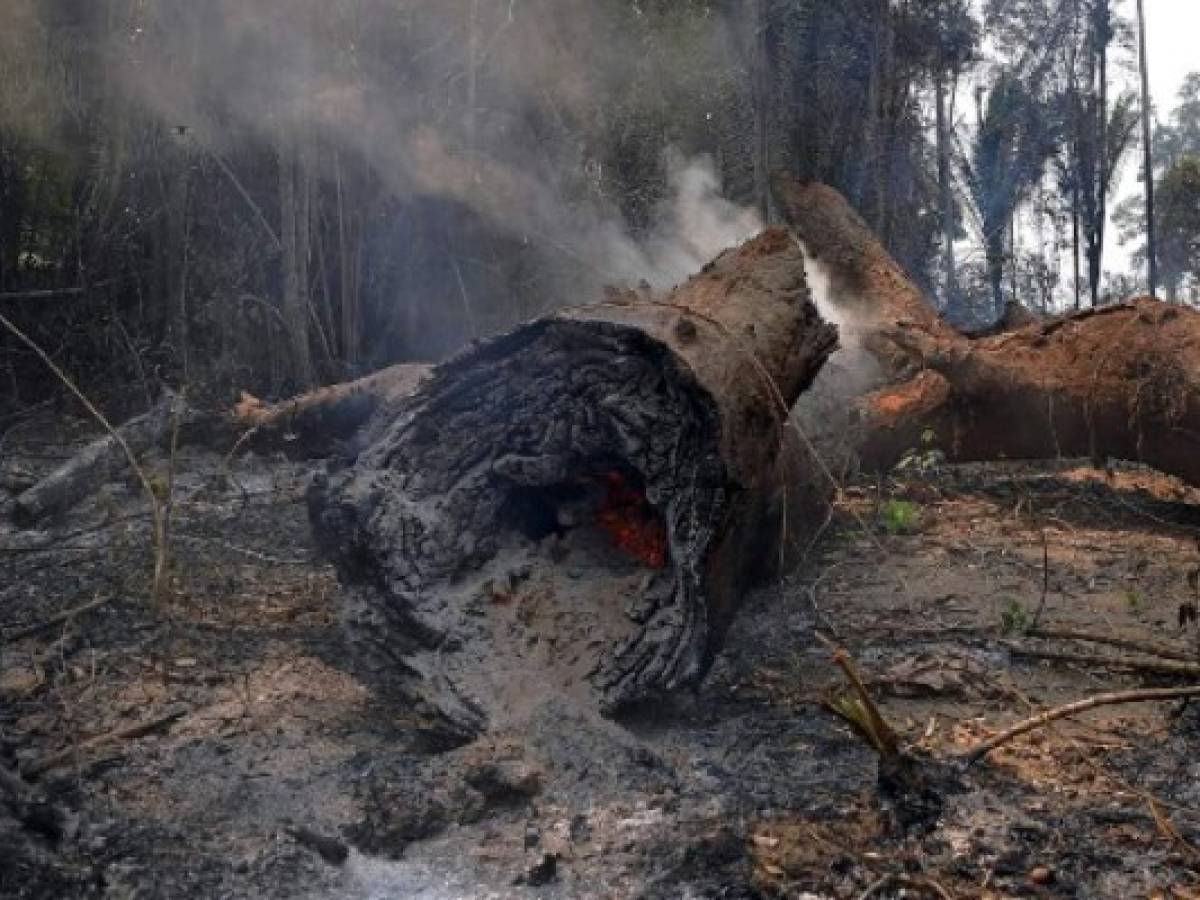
[958,73,1058,315]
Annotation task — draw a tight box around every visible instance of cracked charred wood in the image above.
[309,229,837,743]
[775,176,1200,486]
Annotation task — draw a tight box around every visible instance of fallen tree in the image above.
[308,229,837,743]
[774,177,1200,484]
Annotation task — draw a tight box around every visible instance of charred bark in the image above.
[308,230,837,743]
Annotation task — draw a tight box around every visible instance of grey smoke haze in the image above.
[103,0,760,294]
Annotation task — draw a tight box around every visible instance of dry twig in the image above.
[964,685,1200,766]
[23,705,189,778]
[1026,627,1196,664]
[858,873,955,899]
[1004,645,1200,677]
[1,594,116,645]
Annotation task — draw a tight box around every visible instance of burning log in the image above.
[775,176,1200,486]
[308,229,837,743]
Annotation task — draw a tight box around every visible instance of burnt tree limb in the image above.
[774,177,1200,486]
[231,363,431,455]
[8,366,431,526]
[11,390,184,526]
[308,229,838,742]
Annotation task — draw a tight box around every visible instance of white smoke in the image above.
[791,236,882,473]
[634,151,765,288]
[99,1,761,294]
[796,237,857,340]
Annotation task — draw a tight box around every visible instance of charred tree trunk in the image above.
[308,230,837,744]
[775,177,1200,485]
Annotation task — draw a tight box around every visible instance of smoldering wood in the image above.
[774,176,1200,487]
[309,229,838,743]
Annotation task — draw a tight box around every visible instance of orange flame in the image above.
[595,471,667,569]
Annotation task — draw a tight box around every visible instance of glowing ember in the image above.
[595,471,668,569]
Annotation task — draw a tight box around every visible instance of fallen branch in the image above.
[1004,645,1200,678]
[1148,797,1200,861]
[1,594,116,645]
[1026,627,1197,665]
[22,704,189,779]
[1,311,171,536]
[231,362,430,447]
[963,685,1200,766]
[879,623,1198,668]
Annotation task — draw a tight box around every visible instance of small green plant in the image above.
[880,499,921,535]
[1124,588,1144,614]
[1000,598,1032,635]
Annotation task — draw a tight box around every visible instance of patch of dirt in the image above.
[3,407,1200,897]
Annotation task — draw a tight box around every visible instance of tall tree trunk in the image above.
[466,0,479,164]
[164,143,191,380]
[1009,214,1018,305]
[859,0,887,229]
[298,137,316,368]
[278,133,314,390]
[334,149,358,370]
[935,72,959,315]
[748,0,772,223]
[1072,182,1082,310]
[1090,1,1110,306]
[985,227,1005,317]
[1136,0,1158,297]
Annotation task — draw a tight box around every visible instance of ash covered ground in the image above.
[3,409,1200,898]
